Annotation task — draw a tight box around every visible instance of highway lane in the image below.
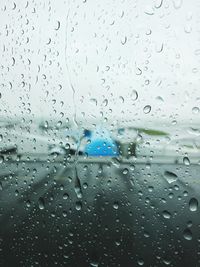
[0,159,200,266]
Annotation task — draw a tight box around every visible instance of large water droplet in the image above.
[192,107,199,114]
[183,156,190,166]
[74,167,82,199]
[131,90,138,101]
[164,171,178,183]
[143,105,151,114]
[162,210,171,219]
[189,198,198,212]
[38,197,45,210]
[75,201,82,211]
[183,228,192,241]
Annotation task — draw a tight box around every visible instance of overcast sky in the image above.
[1,0,200,126]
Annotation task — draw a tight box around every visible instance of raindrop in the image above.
[143,105,151,114]
[163,259,171,265]
[131,90,138,101]
[184,25,192,34]
[63,193,69,200]
[90,98,97,106]
[111,158,120,168]
[0,156,4,163]
[189,198,198,212]
[38,197,45,210]
[83,182,88,189]
[115,240,121,246]
[121,36,127,45]
[164,171,178,184]
[154,0,163,9]
[146,29,152,35]
[144,6,154,15]
[44,121,48,128]
[123,168,129,175]
[55,21,60,31]
[156,96,164,102]
[135,67,142,75]
[26,200,31,208]
[119,96,124,103]
[90,261,99,267]
[156,43,164,53]
[75,201,82,211]
[137,258,145,266]
[74,167,82,199]
[192,107,199,114]
[113,202,119,210]
[11,57,15,66]
[183,156,190,166]
[162,210,171,219]
[183,228,192,241]
[102,99,108,107]
[173,0,183,9]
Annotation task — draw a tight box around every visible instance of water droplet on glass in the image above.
[63,193,69,200]
[137,258,145,266]
[90,98,97,106]
[183,228,192,241]
[38,197,45,210]
[189,198,198,212]
[74,167,82,199]
[154,0,163,9]
[163,259,171,265]
[90,261,99,267]
[162,210,171,219]
[119,96,124,103]
[143,105,151,114]
[155,43,164,53]
[102,99,108,107]
[55,21,60,31]
[0,156,4,164]
[113,202,119,210]
[144,6,154,15]
[121,36,127,45]
[173,0,183,9]
[164,171,178,184]
[123,168,129,175]
[183,156,190,166]
[75,201,82,211]
[131,90,138,101]
[192,107,199,114]
[26,200,31,208]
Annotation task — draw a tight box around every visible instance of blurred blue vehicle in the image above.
[84,127,119,157]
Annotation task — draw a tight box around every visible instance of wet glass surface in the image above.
[1,0,200,266]
[1,160,200,266]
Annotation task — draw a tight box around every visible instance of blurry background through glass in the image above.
[1,1,200,266]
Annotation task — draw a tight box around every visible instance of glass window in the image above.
[0,1,200,266]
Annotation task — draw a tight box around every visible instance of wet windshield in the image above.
[0,1,200,266]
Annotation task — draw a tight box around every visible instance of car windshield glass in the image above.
[1,1,200,266]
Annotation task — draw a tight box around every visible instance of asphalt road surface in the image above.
[0,158,200,267]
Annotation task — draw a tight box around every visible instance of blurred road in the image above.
[0,158,200,266]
